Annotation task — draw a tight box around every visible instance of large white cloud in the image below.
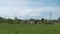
[0,0,60,19]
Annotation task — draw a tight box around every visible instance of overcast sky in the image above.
[0,0,60,19]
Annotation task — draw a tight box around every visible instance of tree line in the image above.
[0,17,60,24]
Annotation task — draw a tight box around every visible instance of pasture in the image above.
[0,24,60,34]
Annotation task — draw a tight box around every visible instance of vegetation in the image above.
[0,17,60,24]
[0,17,60,34]
[0,24,60,34]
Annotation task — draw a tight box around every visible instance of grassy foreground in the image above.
[0,24,60,34]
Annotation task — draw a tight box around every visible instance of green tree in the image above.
[58,18,60,21]
[14,17,22,24]
[6,18,14,24]
[0,17,5,23]
[41,18,44,21]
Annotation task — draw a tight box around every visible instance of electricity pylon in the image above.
[50,11,52,20]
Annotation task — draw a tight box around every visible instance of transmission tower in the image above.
[50,11,52,20]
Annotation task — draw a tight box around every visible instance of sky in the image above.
[0,0,60,19]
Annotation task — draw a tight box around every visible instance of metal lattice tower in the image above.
[50,11,52,20]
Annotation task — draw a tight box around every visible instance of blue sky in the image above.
[0,0,60,19]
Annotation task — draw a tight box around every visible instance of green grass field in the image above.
[0,24,60,34]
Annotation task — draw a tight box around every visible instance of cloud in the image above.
[0,0,60,19]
